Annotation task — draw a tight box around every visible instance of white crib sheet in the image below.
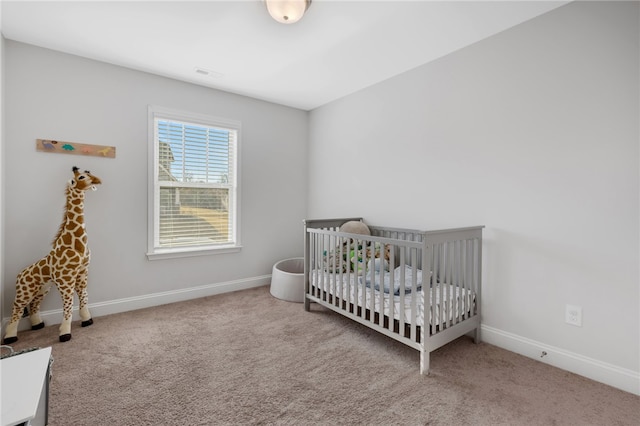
[309,268,475,328]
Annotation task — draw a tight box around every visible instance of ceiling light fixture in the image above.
[265,0,312,24]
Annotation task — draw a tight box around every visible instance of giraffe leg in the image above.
[52,251,85,342]
[3,302,27,344]
[28,282,52,330]
[75,265,93,327]
[53,272,78,342]
[57,287,75,342]
[3,266,44,344]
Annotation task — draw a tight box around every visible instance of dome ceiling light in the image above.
[265,0,312,24]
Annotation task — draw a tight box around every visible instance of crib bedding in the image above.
[309,265,475,328]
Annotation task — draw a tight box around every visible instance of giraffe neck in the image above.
[52,185,87,252]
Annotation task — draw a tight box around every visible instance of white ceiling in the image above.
[1,0,569,111]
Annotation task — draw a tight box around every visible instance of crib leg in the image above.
[304,297,310,312]
[473,327,481,344]
[420,350,430,375]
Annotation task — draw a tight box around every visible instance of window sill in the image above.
[146,245,242,261]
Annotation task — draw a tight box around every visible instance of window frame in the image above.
[147,105,241,260]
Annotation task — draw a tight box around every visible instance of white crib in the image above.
[304,218,484,374]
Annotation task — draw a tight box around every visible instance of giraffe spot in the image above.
[62,233,72,245]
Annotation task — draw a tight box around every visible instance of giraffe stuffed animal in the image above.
[3,167,101,344]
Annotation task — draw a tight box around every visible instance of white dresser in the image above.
[1,347,52,426]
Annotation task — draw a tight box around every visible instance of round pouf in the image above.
[270,258,305,303]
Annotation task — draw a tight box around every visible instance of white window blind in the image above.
[148,106,240,258]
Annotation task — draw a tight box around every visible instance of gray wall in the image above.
[308,1,639,377]
[3,41,308,318]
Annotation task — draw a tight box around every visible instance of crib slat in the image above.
[307,232,311,300]
[352,238,357,312]
[452,240,459,325]
[447,241,454,328]
[310,232,315,298]
[388,245,396,332]
[377,243,384,327]
[368,241,374,323]
[332,236,342,306]
[470,239,476,316]
[410,248,418,342]
[324,234,330,300]
[458,240,469,321]
[452,240,458,325]
[442,242,449,329]
[475,237,481,317]
[360,238,365,319]
[341,237,346,308]
[428,244,432,336]
[313,233,319,299]
[359,239,366,320]
[421,241,429,344]
[438,243,443,333]
[399,248,406,335]
[336,236,342,307]
[319,234,325,299]
[457,240,463,323]
[438,242,444,330]
[368,239,372,319]
[317,233,322,299]
[326,234,332,303]
[336,235,342,307]
[451,241,456,321]
[450,241,456,326]
[469,239,476,318]
[468,239,474,317]
[442,241,453,329]
[346,238,352,309]
[324,234,329,300]
[466,240,471,318]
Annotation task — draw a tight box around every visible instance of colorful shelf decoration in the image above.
[36,139,116,158]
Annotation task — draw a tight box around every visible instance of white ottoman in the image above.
[270,258,305,303]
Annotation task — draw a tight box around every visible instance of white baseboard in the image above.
[481,324,640,396]
[3,275,270,334]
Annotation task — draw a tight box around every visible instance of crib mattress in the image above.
[309,268,475,328]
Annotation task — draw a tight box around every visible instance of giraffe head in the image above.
[70,166,102,191]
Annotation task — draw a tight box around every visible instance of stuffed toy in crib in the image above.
[323,221,391,275]
[366,242,391,273]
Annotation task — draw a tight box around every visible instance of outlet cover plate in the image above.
[565,304,582,327]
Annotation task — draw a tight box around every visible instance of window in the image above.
[147,106,240,259]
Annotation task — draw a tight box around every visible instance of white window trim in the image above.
[146,105,242,260]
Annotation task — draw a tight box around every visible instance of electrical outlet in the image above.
[565,304,582,327]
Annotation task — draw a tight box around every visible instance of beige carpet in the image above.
[5,286,639,425]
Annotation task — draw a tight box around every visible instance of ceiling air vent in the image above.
[194,67,223,78]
